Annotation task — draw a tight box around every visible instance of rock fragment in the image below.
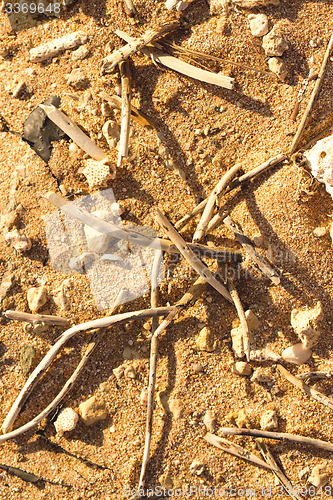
[308,464,331,487]
[195,327,216,352]
[79,396,108,426]
[124,365,136,379]
[0,273,14,303]
[268,57,288,81]
[251,367,274,384]
[304,134,333,200]
[232,361,252,376]
[245,309,261,330]
[203,410,217,432]
[66,69,89,90]
[140,389,148,406]
[54,407,79,437]
[27,286,48,313]
[71,45,90,61]
[248,14,269,37]
[159,473,173,488]
[5,229,31,252]
[236,409,249,428]
[113,365,124,380]
[84,210,113,253]
[102,120,120,149]
[19,345,36,377]
[281,343,312,365]
[313,226,327,237]
[291,302,323,348]
[30,32,88,63]
[190,459,205,475]
[82,158,116,190]
[260,410,278,430]
[262,26,289,56]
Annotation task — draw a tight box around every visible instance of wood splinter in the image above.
[4,310,70,326]
[118,59,131,167]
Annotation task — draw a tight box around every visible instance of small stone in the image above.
[19,345,36,377]
[12,80,26,98]
[82,157,116,190]
[53,281,70,311]
[54,407,79,437]
[203,409,217,432]
[66,68,89,90]
[299,466,310,480]
[69,142,79,154]
[102,120,120,149]
[113,365,124,379]
[190,459,205,475]
[251,367,274,384]
[245,309,261,330]
[282,343,312,365]
[5,229,31,252]
[216,16,228,34]
[268,57,288,81]
[250,346,281,362]
[313,226,327,237]
[195,327,216,352]
[143,320,151,331]
[101,102,113,117]
[308,464,331,487]
[159,473,173,489]
[169,398,183,420]
[230,326,244,358]
[192,362,203,373]
[260,410,278,430]
[291,302,323,348]
[27,286,48,313]
[140,389,148,406]
[84,210,113,253]
[79,396,108,426]
[0,273,14,303]
[124,365,136,379]
[236,409,249,428]
[262,26,289,56]
[71,45,90,61]
[248,14,269,37]
[232,361,252,376]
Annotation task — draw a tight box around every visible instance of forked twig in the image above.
[118,59,131,166]
[277,364,333,411]
[218,427,333,453]
[5,310,70,326]
[290,31,333,154]
[192,163,242,242]
[223,215,280,285]
[155,209,232,303]
[0,305,176,437]
[227,275,250,361]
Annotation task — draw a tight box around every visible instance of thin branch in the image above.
[98,92,157,130]
[118,60,131,166]
[101,22,179,73]
[192,164,242,242]
[204,433,278,472]
[4,310,70,326]
[174,153,286,230]
[223,215,280,285]
[227,275,250,361]
[0,305,176,437]
[155,209,232,303]
[277,364,333,411]
[290,31,333,154]
[218,427,333,453]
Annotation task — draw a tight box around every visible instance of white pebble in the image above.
[248,14,269,37]
[281,343,312,365]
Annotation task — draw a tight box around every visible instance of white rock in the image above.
[113,365,124,380]
[268,57,288,81]
[299,466,310,480]
[308,464,331,487]
[71,45,90,61]
[313,226,327,237]
[231,326,244,358]
[304,134,333,200]
[140,389,148,406]
[79,396,107,426]
[54,407,79,436]
[66,69,89,90]
[248,14,269,37]
[30,32,88,62]
[260,410,278,430]
[203,409,217,432]
[291,302,323,348]
[102,120,120,149]
[27,286,48,313]
[245,309,261,330]
[82,157,116,190]
[5,229,31,252]
[195,327,216,352]
[232,361,252,376]
[190,459,205,475]
[262,26,289,56]
[165,0,178,8]
[124,365,136,379]
[84,210,113,254]
[281,343,312,365]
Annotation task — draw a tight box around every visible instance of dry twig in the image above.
[4,310,69,326]
[98,92,157,130]
[118,60,131,166]
[227,275,250,361]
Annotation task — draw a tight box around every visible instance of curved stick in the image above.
[1,306,176,436]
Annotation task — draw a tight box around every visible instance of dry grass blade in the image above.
[227,275,250,361]
[98,92,157,130]
[193,163,242,242]
[0,305,176,437]
[115,30,234,90]
[204,433,279,472]
[223,215,280,285]
[290,31,333,154]
[102,22,179,73]
[39,104,107,161]
[118,60,131,166]
[155,209,232,303]
[256,440,304,500]
[219,427,333,453]
[4,310,70,326]
[277,364,333,411]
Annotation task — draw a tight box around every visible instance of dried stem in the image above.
[290,31,333,154]
[223,215,280,285]
[0,305,176,437]
[102,22,179,73]
[118,60,131,166]
[98,92,157,130]
[218,427,333,453]
[227,276,250,361]
[192,164,242,242]
[277,364,333,411]
[4,310,69,326]
[155,209,232,303]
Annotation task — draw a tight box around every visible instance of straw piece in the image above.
[98,92,157,130]
[118,60,131,166]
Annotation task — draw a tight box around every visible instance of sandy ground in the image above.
[1,0,333,499]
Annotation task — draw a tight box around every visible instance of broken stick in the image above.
[227,275,250,361]
[118,60,131,166]
[4,310,69,326]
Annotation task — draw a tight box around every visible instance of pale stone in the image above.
[260,410,278,430]
[245,309,261,330]
[192,362,203,373]
[27,286,48,313]
[82,157,116,190]
[313,226,327,237]
[140,389,148,406]
[262,26,289,56]
[291,302,323,348]
[5,229,31,252]
[84,210,113,254]
[79,396,107,426]
[66,68,89,90]
[236,409,249,428]
[231,326,244,358]
[30,32,88,62]
[54,407,79,436]
[124,365,136,379]
[232,361,252,376]
[250,346,281,362]
[268,57,288,81]
[308,464,331,487]
[248,14,269,37]
[281,343,312,365]
[203,409,217,432]
[190,459,205,475]
[195,327,216,352]
[113,365,124,380]
[102,120,120,149]
[251,367,274,384]
[71,45,90,61]
[304,134,333,201]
